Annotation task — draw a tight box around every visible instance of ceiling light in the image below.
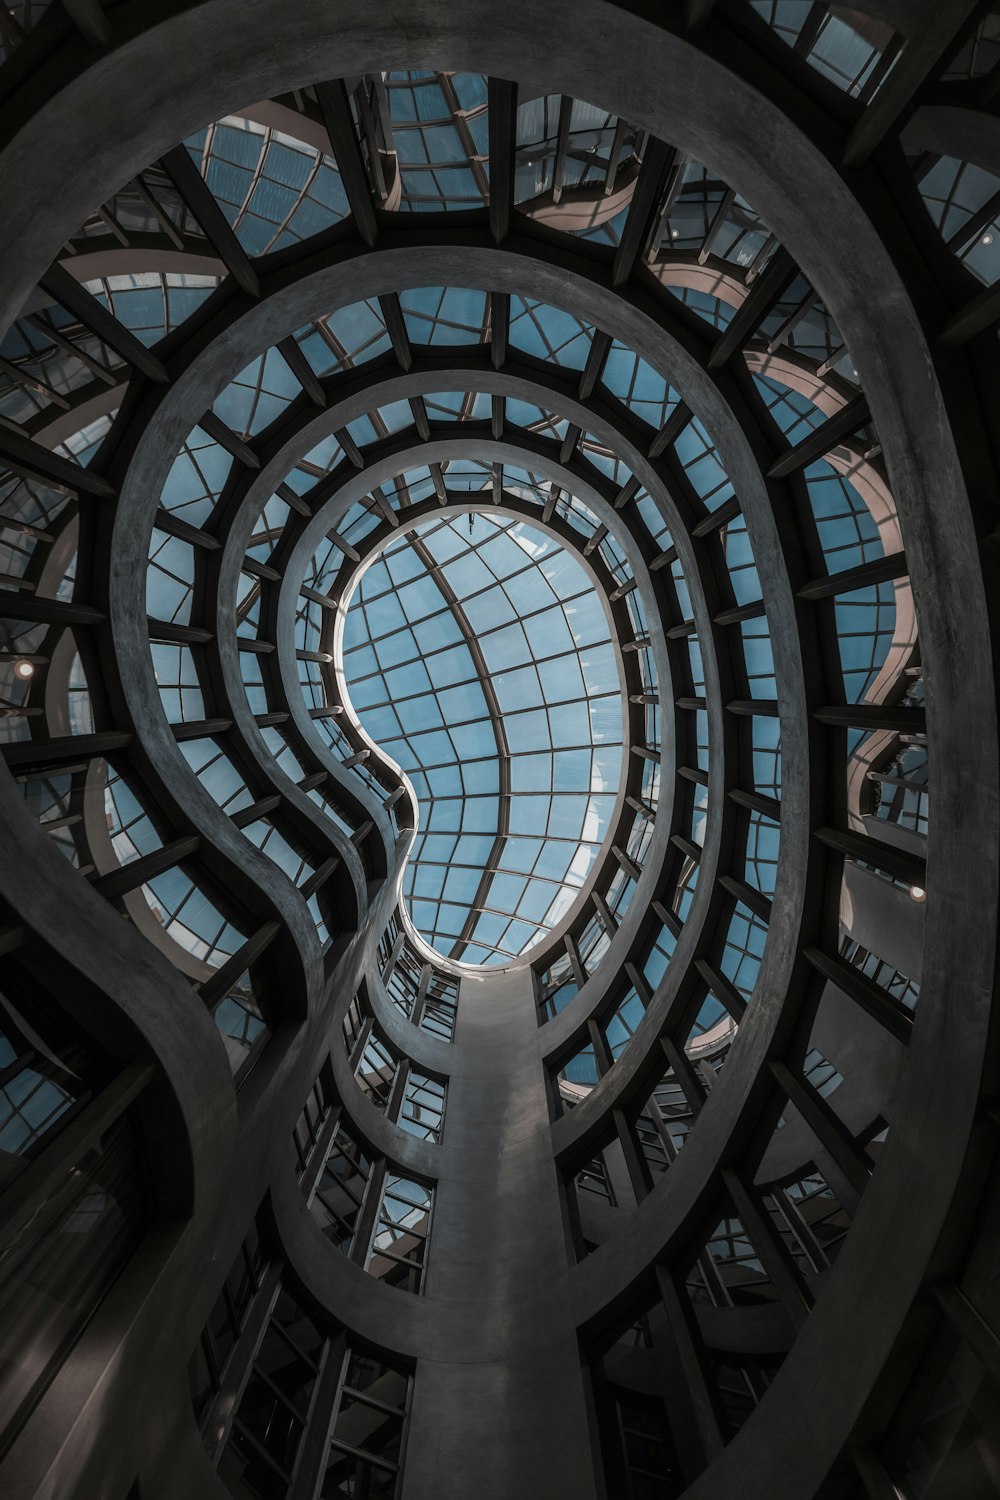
[982,232,994,245]
[909,885,926,902]
[13,659,35,681]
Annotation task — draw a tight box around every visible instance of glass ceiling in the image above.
[339,512,624,966]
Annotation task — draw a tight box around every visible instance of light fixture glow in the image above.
[13,659,35,681]
[909,885,926,903]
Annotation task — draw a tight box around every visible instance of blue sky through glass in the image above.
[339,512,624,965]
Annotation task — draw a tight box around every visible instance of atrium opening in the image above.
[0,6,998,1500]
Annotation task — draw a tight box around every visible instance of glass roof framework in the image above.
[338,512,626,967]
[2,13,989,1496]
[132,274,907,1006]
[0,53,920,1100]
[365,70,641,226]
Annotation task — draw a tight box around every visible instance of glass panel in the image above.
[342,512,624,964]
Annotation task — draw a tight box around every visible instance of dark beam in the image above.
[938,279,1000,348]
[197,921,280,1007]
[90,835,201,900]
[0,429,114,498]
[159,146,260,297]
[38,262,168,383]
[804,947,913,1044]
[649,401,691,458]
[336,428,365,469]
[488,78,517,243]
[723,1167,813,1329]
[277,337,326,407]
[276,482,312,517]
[767,393,870,479]
[798,551,908,600]
[770,1058,870,1205]
[719,873,772,924]
[230,795,283,830]
[729,787,781,822]
[62,0,111,46]
[697,186,735,265]
[560,424,580,463]
[842,2,985,168]
[146,617,213,644]
[0,592,104,625]
[25,311,117,385]
[2,731,131,770]
[379,292,412,370]
[153,508,220,548]
[685,0,716,25]
[198,409,260,469]
[707,248,797,369]
[694,959,747,1023]
[814,825,926,886]
[814,703,925,734]
[171,717,231,740]
[314,79,378,245]
[409,395,431,440]
[430,462,448,504]
[603,118,628,195]
[613,139,676,286]
[552,95,574,204]
[579,329,611,400]
[491,290,509,369]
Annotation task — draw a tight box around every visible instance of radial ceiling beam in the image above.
[0,592,104,625]
[38,262,168,383]
[798,551,908,600]
[0,428,114,497]
[62,0,111,46]
[579,329,611,400]
[613,139,677,286]
[685,0,716,26]
[603,117,629,195]
[409,395,431,439]
[159,146,260,297]
[491,291,510,369]
[488,77,518,243]
[550,95,581,203]
[199,410,259,469]
[25,310,117,385]
[278,337,326,408]
[842,0,987,168]
[379,292,412,370]
[707,247,797,369]
[767,393,871,478]
[315,79,378,246]
[938,279,1000,348]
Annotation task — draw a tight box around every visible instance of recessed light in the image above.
[13,659,35,681]
[909,885,926,902]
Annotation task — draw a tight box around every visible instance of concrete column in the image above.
[402,968,598,1500]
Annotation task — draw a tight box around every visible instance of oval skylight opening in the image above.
[338,511,626,966]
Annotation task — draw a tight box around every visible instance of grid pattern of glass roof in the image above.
[184,114,348,253]
[383,71,489,211]
[340,513,624,966]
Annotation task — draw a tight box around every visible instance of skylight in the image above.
[338,511,625,966]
